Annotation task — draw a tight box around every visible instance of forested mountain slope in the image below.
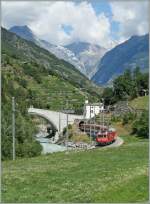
[1,27,101,160]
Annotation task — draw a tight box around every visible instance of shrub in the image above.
[132,110,149,138]
[68,124,72,129]
[122,115,129,125]
[111,115,121,122]
[122,112,137,125]
[16,141,42,158]
[71,133,91,144]
[20,79,27,88]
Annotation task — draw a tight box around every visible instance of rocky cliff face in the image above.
[65,42,107,78]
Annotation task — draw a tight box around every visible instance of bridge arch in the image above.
[28,107,84,141]
[29,110,58,131]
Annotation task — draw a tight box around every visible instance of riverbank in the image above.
[35,132,123,155]
[35,132,67,154]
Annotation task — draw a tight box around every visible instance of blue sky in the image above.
[90,0,111,15]
[61,24,73,35]
[2,0,149,48]
[75,0,120,40]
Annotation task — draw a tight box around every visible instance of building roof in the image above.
[85,103,103,106]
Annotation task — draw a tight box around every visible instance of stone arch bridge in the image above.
[28,107,83,141]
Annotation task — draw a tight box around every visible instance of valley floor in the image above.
[2,135,148,203]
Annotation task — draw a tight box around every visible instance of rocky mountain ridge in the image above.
[9,25,106,78]
[92,34,149,86]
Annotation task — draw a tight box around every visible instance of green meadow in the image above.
[2,135,148,203]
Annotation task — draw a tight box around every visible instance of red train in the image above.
[96,128,117,145]
[78,121,117,145]
[79,121,108,132]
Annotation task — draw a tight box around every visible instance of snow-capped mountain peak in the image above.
[9,25,106,78]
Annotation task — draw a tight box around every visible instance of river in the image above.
[35,132,67,154]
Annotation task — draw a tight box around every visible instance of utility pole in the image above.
[90,105,92,144]
[83,101,86,133]
[94,105,96,136]
[12,97,15,160]
[66,99,69,150]
[102,98,104,130]
[99,103,101,126]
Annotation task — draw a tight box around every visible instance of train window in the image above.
[98,134,106,138]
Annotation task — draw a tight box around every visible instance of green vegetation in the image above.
[111,111,148,139]
[122,96,149,139]
[2,27,102,115]
[102,71,149,139]
[2,28,102,160]
[70,133,91,143]
[68,124,91,143]
[112,110,149,139]
[122,112,137,125]
[132,110,149,138]
[2,27,102,102]
[129,95,149,110]
[102,68,149,105]
[2,136,148,203]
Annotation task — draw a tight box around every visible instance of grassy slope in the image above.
[2,136,148,203]
[129,96,149,110]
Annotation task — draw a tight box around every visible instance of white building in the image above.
[84,100,104,119]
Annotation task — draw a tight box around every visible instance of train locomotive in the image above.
[79,121,117,146]
[96,127,117,145]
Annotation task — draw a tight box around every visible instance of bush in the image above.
[71,133,91,144]
[1,100,42,160]
[132,110,149,138]
[68,124,72,129]
[1,136,12,161]
[111,115,121,122]
[20,79,27,88]
[2,104,13,160]
[122,112,137,125]
[102,68,149,104]
[122,115,129,125]
[102,87,116,105]
[16,141,42,158]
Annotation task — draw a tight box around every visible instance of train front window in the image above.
[98,134,106,138]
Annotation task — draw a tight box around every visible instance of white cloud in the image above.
[110,0,149,39]
[30,1,113,48]
[2,1,113,48]
[2,1,52,27]
[2,1,149,49]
